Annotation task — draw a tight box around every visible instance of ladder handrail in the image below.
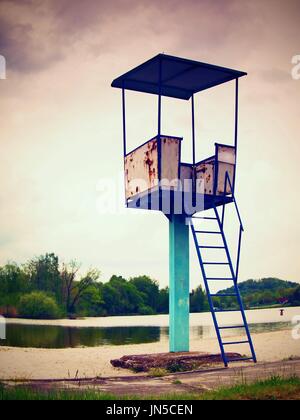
[223,171,244,279]
[224,172,244,231]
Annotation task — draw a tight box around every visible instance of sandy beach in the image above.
[1,308,299,380]
[0,328,299,380]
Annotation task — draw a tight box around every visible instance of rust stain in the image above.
[143,140,157,185]
[197,165,206,174]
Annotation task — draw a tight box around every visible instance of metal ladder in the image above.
[190,175,257,367]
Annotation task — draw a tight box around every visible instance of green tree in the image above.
[102,276,144,315]
[0,263,30,316]
[102,283,123,315]
[0,262,29,304]
[130,276,160,312]
[290,286,300,306]
[60,262,100,315]
[158,287,169,314]
[19,291,60,319]
[190,286,209,313]
[77,283,105,316]
[25,253,62,302]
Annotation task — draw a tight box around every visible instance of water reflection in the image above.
[1,325,161,349]
[190,322,291,340]
[0,321,291,349]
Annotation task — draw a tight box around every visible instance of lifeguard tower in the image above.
[111,54,256,367]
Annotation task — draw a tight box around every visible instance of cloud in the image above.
[0,0,140,73]
[48,0,120,31]
[0,15,64,73]
[0,0,299,76]
[0,0,256,75]
[258,68,292,84]
[0,0,65,73]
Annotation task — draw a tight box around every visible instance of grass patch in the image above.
[201,376,300,400]
[0,384,122,401]
[282,355,300,362]
[172,380,182,385]
[1,376,300,400]
[148,368,169,377]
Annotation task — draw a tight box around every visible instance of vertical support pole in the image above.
[233,78,239,190]
[122,86,127,207]
[191,95,196,203]
[213,143,219,196]
[157,57,162,180]
[122,86,127,158]
[191,94,196,167]
[157,57,162,209]
[169,214,190,352]
[234,78,239,151]
[158,60,162,139]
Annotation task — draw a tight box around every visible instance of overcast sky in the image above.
[0,0,299,289]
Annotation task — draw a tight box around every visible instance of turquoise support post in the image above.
[169,214,190,352]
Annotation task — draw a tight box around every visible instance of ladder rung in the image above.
[195,230,221,234]
[206,278,234,281]
[227,357,254,363]
[219,325,245,330]
[199,246,225,249]
[211,293,237,297]
[223,340,249,345]
[203,262,229,265]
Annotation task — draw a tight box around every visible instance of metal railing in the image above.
[221,171,244,280]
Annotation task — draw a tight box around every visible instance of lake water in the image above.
[1,307,299,349]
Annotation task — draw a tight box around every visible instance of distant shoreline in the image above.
[3,306,300,328]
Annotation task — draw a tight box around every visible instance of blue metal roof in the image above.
[111,54,247,100]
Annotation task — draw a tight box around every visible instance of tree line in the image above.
[215,278,300,310]
[0,253,299,319]
[0,253,208,319]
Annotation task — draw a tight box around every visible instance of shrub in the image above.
[18,292,60,319]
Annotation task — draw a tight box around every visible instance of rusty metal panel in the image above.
[125,138,158,200]
[218,145,236,165]
[217,162,235,195]
[161,137,181,189]
[216,145,236,195]
[180,164,193,192]
[196,158,215,195]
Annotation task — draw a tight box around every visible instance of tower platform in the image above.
[127,186,234,217]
